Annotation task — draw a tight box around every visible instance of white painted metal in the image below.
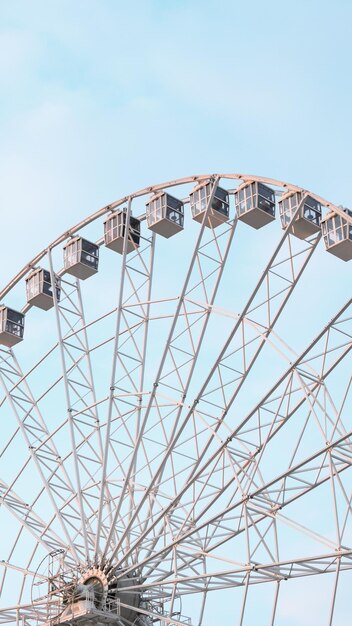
[0,173,351,626]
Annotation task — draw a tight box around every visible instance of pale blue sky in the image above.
[0,2,352,625]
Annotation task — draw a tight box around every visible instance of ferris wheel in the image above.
[0,173,351,626]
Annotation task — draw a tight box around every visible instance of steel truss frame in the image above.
[0,173,351,626]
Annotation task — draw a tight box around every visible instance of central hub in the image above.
[79,568,109,609]
[53,565,143,626]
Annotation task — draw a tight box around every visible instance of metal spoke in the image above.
[114,297,352,580]
[113,201,322,569]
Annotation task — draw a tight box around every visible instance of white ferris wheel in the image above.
[0,173,351,626]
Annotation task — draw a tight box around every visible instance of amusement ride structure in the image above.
[0,173,351,625]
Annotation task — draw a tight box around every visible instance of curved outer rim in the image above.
[1,171,350,302]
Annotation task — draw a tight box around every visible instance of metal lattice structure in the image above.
[0,173,351,626]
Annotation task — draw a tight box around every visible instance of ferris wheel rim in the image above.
[1,170,350,303]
